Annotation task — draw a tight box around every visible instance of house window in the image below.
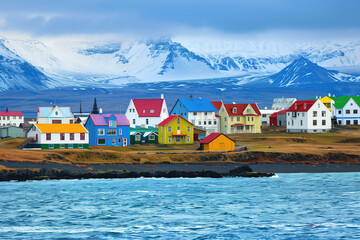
[193,112,197,116]
[49,144,54,149]
[221,109,224,112]
[192,120,195,124]
[70,120,73,124]
[346,110,350,114]
[60,133,65,141]
[98,139,105,145]
[231,117,233,122]
[346,120,351,125]
[322,111,326,117]
[338,120,342,125]
[251,117,254,121]
[177,118,180,124]
[246,125,250,130]
[177,126,180,131]
[168,126,171,132]
[78,144,83,149]
[248,117,250,121]
[354,109,358,114]
[112,139,116,145]
[80,133,85,140]
[187,136,190,143]
[204,121,207,125]
[146,119,149,125]
[60,144,65,149]
[262,114,266,117]
[300,120,303,126]
[338,110,342,114]
[313,111,317,117]
[135,135,141,141]
[214,120,217,125]
[119,129,122,135]
[107,129,116,135]
[109,120,116,127]
[68,144,73,149]
[302,113,305,117]
[313,120,317,126]
[98,129,105,135]
[118,138,122,143]
[322,120,326,126]
[149,135,155,140]
[150,110,154,113]
[70,133,74,140]
[133,119,136,124]
[187,126,191,132]
[198,121,201,125]
[237,117,240,121]
[288,113,290,116]
[175,137,181,143]
[46,133,51,140]
[52,120,61,124]
[208,121,211,125]
[292,120,294,126]
[204,112,208,116]
[247,109,251,113]
[224,117,227,122]
[233,108,237,113]
[168,136,172,143]
[354,120,359,125]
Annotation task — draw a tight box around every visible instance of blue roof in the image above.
[38,106,73,118]
[178,98,218,112]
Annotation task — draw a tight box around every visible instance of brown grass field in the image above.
[0,125,359,167]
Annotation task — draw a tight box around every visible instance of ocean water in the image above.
[0,173,359,239]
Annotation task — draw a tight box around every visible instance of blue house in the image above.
[170,97,219,135]
[84,114,130,146]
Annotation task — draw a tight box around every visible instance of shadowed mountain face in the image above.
[268,57,340,87]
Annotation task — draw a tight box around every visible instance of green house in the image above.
[0,126,24,138]
[130,127,158,144]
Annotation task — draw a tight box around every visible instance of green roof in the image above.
[330,96,360,109]
[130,127,158,134]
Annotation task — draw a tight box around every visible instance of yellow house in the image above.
[200,133,235,151]
[218,103,261,134]
[158,115,194,144]
[319,96,334,111]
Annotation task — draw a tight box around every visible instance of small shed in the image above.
[269,110,287,126]
[130,127,158,144]
[199,133,235,151]
[194,126,207,141]
[0,126,24,138]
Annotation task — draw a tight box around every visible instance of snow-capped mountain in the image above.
[0,36,360,92]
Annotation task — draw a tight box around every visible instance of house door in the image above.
[35,134,38,141]
[123,138,127,146]
[219,143,225,151]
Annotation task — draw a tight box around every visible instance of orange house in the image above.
[199,133,235,151]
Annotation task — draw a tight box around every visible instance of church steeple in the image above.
[91,97,99,114]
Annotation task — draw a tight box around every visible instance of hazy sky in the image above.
[0,0,359,39]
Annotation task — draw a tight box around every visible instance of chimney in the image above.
[190,94,193,100]
[6,107,8,112]
[316,96,318,99]
[328,93,331,97]
[295,103,297,110]
[232,102,236,104]
[304,103,307,109]
[161,93,164,99]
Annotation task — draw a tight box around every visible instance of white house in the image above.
[0,108,24,127]
[331,96,360,125]
[37,106,74,124]
[272,97,297,110]
[260,108,276,126]
[26,123,89,149]
[125,95,169,128]
[286,100,331,133]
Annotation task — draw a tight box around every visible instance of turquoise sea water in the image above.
[0,173,359,239]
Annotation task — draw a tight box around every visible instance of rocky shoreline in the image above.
[0,166,274,181]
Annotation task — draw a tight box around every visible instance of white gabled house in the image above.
[331,96,360,125]
[286,100,331,133]
[125,95,169,128]
[37,106,74,124]
[26,124,89,149]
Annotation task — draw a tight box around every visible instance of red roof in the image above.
[0,111,23,117]
[200,133,235,144]
[269,109,287,118]
[287,100,316,112]
[211,101,223,110]
[158,115,194,126]
[224,103,261,116]
[133,99,164,117]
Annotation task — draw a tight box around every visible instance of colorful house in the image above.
[199,133,235,151]
[37,106,74,124]
[170,97,218,134]
[331,96,360,125]
[26,124,89,149]
[158,115,194,144]
[269,110,288,126]
[125,95,169,128]
[0,108,24,127]
[218,103,261,134]
[85,114,130,146]
[286,100,331,133]
[130,127,158,144]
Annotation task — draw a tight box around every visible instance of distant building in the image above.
[85,114,130,146]
[0,126,23,138]
[125,95,169,128]
[26,124,89,149]
[37,106,74,124]
[158,115,194,144]
[260,108,276,126]
[199,133,235,151]
[269,110,287,127]
[331,96,360,125]
[170,97,218,135]
[0,108,24,127]
[130,127,158,144]
[271,97,297,110]
[218,103,261,134]
[286,100,331,133]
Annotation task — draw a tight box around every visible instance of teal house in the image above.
[130,127,158,144]
[0,126,24,138]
